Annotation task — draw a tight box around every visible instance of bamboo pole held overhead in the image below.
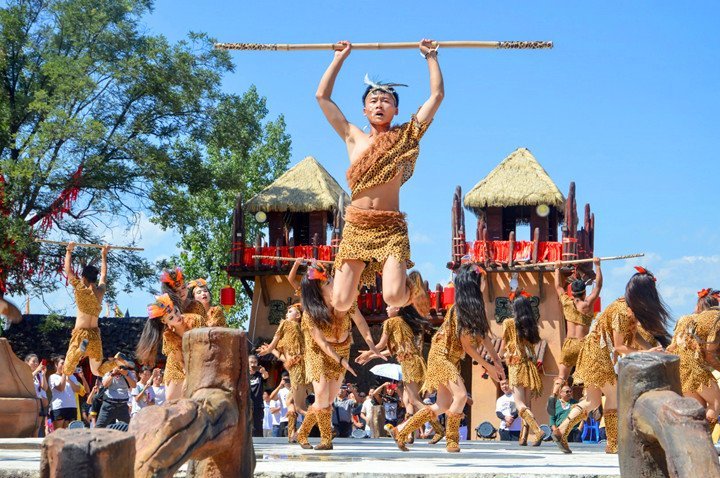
[35,239,144,252]
[512,253,644,269]
[214,40,553,52]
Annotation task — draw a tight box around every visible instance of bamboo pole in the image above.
[214,40,553,52]
[251,255,333,265]
[512,253,644,269]
[34,239,144,251]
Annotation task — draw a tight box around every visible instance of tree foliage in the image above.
[158,89,291,326]
[0,0,291,310]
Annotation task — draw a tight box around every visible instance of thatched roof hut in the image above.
[464,148,565,212]
[246,156,349,213]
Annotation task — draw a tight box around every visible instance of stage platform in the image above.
[0,437,634,477]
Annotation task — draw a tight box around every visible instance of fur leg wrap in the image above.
[315,407,334,450]
[287,411,298,443]
[604,409,618,454]
[519,408,544,446]
[396,407,435,451]
[445,411,464,452]
[296,406,317,448]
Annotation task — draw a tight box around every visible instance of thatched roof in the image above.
[464,148,565,210]
[246,156,350,213]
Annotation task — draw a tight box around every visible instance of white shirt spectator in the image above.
[278,387,290,424]
[263,399,280,431]
[49,374,80,410]
[152,385,166,406]
[361,397,374,433]
[496,392,522,431]
[131,383,155,416]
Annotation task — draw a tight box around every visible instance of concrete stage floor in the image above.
[254,437,620,477]
[0,437,631,478]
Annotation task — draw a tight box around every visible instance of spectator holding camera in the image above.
[373,382,401,428]
[151,369,166,406]
[131,366,156,417]
[95,365,136,428]
[333,384,357,438]
[249,354,269,437]
[25,354,48,436]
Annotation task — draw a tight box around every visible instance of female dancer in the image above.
[187,278,227,326]
[356,303,445,443]
[62,242,128,376]
[257,302,308,442]
[160,267,206,317]
[136,293,206,401]
[386,263,505,453]
[503,294,544,447]
[290,258,382,450]
[552,266,670,454]
[667,288,720,427]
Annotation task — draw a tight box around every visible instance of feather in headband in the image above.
[634,266,657,282]
[147,293,174,319]
[698,288,712,299]
[363,74,408,95]
[188,278,208,289]
[160,267,184,289]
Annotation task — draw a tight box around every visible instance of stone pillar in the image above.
[40,428,135,478]
[131,328,254,478]
[618,352,720,478]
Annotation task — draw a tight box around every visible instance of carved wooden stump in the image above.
[618,352,720,478]
[40,428,135,478]
[0,338,42,437]
[130,328,254,478]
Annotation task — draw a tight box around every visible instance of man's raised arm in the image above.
[316,41,353,140]
[415,39,444,125]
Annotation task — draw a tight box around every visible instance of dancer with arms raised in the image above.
[317,39,442,320]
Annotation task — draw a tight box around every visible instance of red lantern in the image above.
[220,285,236,312]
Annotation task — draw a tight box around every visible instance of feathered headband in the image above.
[698,288,712,299]
[160,267,184,289]
[509,290,532,301]
[307,262,328,282]
[363,74,407,103]
[634,266,657,282]
[460,255,486,275]
[147,294,174,319]
[188,278,208,290]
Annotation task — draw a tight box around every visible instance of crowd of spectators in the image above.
[24,352,167,435]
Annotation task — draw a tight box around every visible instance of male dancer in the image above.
[316,39,443,317]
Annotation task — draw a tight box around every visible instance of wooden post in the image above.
[254,235,262,270]
[275,238,282,270]
[311,233,319,260]
[532,227,540,263]
[435,284,443,312]
[41,429,135,478]
[508,231,515,267]
[131,329,255,478]
[618,353,720,478]
[482,227,490,269]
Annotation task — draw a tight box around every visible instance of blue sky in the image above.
[23,1,719,321]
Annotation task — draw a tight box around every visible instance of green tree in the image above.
[0,0,284,304]
[155,90,292,327]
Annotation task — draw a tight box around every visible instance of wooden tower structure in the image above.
[432,147,597,437]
